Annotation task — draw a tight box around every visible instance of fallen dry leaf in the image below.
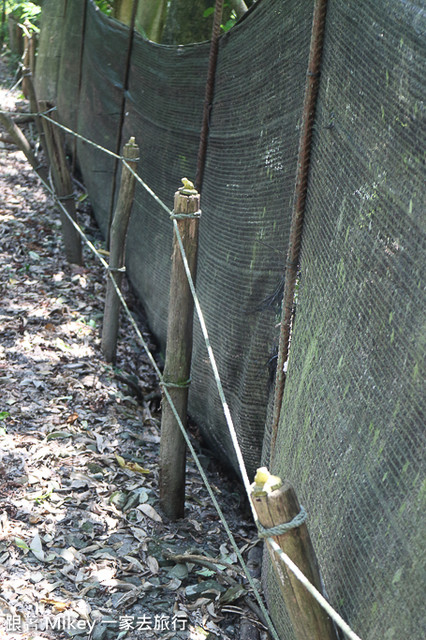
[114,453,149,474]
[40,598,71,613]
[137,503,162,522]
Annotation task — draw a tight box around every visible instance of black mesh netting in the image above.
[35,0,425,638]
[125,0,312,476]
[264,1,425,638]
[76,4,130,236]
[121,30,210,347]
[37,0,311,479]
[56,0,86,141]
[187,0,313,473]
[34,0,66,102]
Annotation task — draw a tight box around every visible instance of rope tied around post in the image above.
[120,155,140,163]
[257,505,307,538]
[101,136,139,363]
[160,378,192,389]
[170,210,201,220]
[57,193,75,202]
[108,265,126,273]
[159,179,201,521]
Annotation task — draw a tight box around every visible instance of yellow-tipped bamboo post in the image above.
[101,137,139,363]
[159,179,201,521]
[250,468,338,640]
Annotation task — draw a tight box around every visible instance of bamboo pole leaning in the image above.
[0,110,39,171]
[159,179,201,521]
[101,137,139,363]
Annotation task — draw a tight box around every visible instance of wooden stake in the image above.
[39,101,82,265]
[159,180,200,521]
[250,470,338,640]
[21,31,30,99]
[20,67,47,160]
[101,137,139,363]
[20,21,36,98]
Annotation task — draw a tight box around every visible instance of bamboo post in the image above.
[20,65,47,160]
[250,468,338,640]
[21,29,31,99]
[0,0,5,49]
[101,137,139,363]
[28,28,36,75]
[20,21,36,98]
[39,100,82,265]
[159,179,201,521]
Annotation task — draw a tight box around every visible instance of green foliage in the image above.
[1,0,41,45]
[221,13,237,33]
[203,2,237,33]
[7,1,41,26]
[0,412,9,436]
[94,1,240,38]
[94,0,114,16]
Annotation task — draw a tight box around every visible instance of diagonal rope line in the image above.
[27,169,281,640]
[41,165,364,640]
[268,539,363,640]
[1,111,364,640]
[1,105,255,501]
[1,109,250,494]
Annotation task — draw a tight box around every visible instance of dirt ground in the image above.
[0,55,267,640]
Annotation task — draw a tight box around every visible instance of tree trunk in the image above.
[162,0,216,44]
[113,0,134,25]
[135,0,168,42]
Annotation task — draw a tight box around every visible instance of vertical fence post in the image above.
[159,179,201,521]
[21,30,30,99]
[21,65,47,161]
[250,469,338,640]
[39,100,82,265]
[0,0,6,49]
[19,21,36,99]
[101,137,139,363]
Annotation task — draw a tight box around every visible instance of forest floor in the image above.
[0,54,266,640]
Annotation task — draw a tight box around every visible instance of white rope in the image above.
[43,160,365,640]
[268,539,363,640]
[4,113,365,640]
[28,170,281,640]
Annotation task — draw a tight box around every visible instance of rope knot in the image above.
[170,210,201,220]
[160,378,192,389]
[257,505,307,538]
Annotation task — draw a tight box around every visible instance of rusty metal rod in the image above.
[195,0,224,192]
[270,0,329,463]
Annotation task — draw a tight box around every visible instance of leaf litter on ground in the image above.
[0,56,267,640]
